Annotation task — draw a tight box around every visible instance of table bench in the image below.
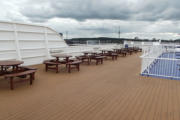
[106,53,118,60]
[127,49,133,55]
[66,61,82,73]
[19,66,37,71]
[4,70,36,90]
[119,50,127,57]
[76,56,90,65]
[43,60,61,73]
[90,56,106,65]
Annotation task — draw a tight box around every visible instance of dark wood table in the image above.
[113,49,121,53]
[83,51,91,56]
[83,51,98,56]
[0,60,24,75]
[52,54,72,63]
[101,50,113,54]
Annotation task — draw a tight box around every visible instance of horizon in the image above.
[1,0,180,40]
[64,36,179,41]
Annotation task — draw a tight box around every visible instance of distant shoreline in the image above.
[64,37,179,45]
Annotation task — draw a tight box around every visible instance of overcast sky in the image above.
[0,0,180,40]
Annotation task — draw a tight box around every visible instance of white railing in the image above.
[141,45,164,73]
[140,44,180,79]
[49,44,123,58]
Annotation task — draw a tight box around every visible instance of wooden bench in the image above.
[105,53,118,60]
[119,50,127,57]
[103,51,118,60]
[76,56,90,65]
[133,47,139,53]
[111,53,118,60]
[90,56,106,65]
[66,61,82,73]
[4,70,36,90]
[19,66,37,71]
[43,60,61,73]
[127,49,133,55]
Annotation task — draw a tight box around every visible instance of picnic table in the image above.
[113,49,121,53]
[101,50,113,55]
[52,54,72,63]
[0,60,24,75]
[0,60,38,90]
[83,51,99,56]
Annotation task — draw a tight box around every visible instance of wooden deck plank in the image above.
[0,53,180,120]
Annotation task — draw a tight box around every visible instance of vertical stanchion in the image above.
[13,23,22,60]
[44,27,50,59]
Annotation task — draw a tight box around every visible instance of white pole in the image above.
[44,27,50,59]
[13,23,22,60]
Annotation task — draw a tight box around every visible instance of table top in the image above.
[52,54,72,58]
[83,51,92,53]
[0,60,24,66]
[101,49,113,51]
[83,51,97,54]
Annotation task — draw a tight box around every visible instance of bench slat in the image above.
[44,61,61,65]
[5,70,36,78]
[19,66,37,70]
[67,61,82,65]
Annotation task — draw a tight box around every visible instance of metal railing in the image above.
[49,44,124,58]
[140,44,180,80]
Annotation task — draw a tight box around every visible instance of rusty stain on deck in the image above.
[0,53,180,120]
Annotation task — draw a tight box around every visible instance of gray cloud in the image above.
[20,0,180,22]
[0,0,180,39]
[45,18,180,39]
[20,0,136,22]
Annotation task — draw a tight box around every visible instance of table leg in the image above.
[30,74,33,85]
[1,66,4,73]
[88,58,90,65]
[96,59,98,65]
[56,57,59,62]
[0,66,5,75]
[66,57,69,63]
[12,66,15,71]
[68,64,71,73]
[16,65,19,72]
[13,65,19,73]
[77,64,80,71]
[10,77,14,90]
[56,64,59,73]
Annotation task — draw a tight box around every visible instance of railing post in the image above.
[13,23,22,60]
[44,27,50,59]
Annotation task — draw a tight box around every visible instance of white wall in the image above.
[0,21,68,65]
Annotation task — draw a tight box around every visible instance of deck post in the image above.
[13,23,22,60]
[44,27,51,59]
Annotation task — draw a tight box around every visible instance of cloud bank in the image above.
[0,0,180,39]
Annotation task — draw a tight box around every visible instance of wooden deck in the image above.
[0,53,180,120]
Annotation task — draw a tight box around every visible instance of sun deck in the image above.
[1,53,180,120]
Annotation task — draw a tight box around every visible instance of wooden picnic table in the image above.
[52,54,72,63]
[101,50,113,54]
[113,49,121,53]
[83,51,98,56]
[83,51,91,55]
[0,60,24,75]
